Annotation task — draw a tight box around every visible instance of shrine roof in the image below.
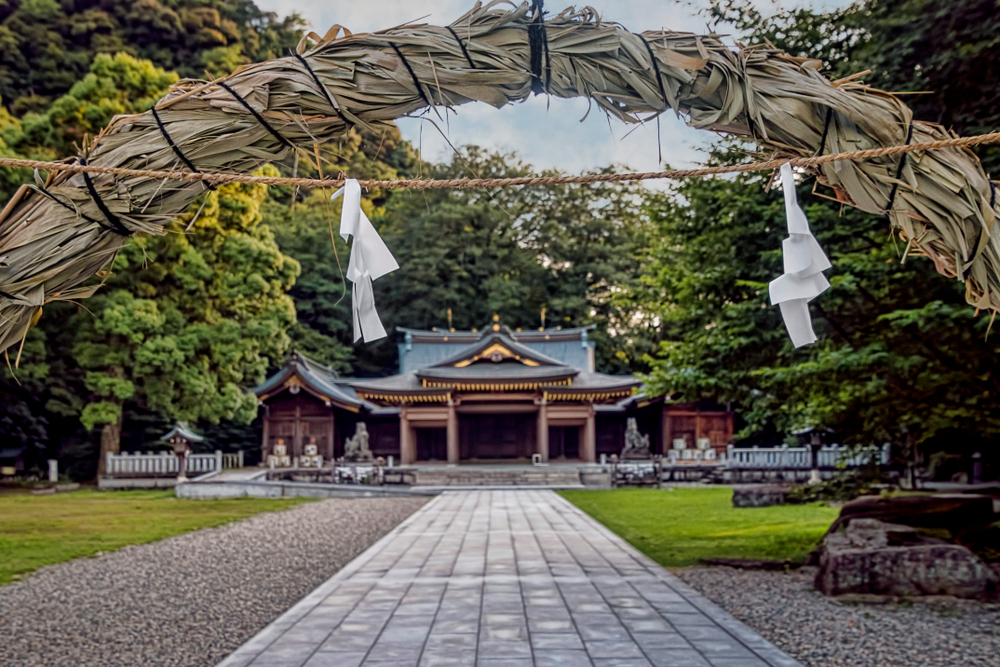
[252,351,369,410]
[397,323,596,372]
[161,422,205,443]
[349,365,639,402]
[0,447,27,459]
[428,332,567,369]
[418,363,576,382]
[397,323,596,342]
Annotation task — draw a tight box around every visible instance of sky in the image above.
[256,0,852,175]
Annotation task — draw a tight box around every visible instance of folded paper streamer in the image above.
[768,163,832,347]
[332,180,399,342]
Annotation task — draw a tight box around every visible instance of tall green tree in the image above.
[640,153,1000,452]
[371,147,655,375]
[708,0,1000,172]
[2,51,177,159]
[74,165,299,473]
[0,0,303,115]
[263,123,420,374]
[641,0,1000,462]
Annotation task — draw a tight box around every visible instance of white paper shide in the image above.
[332,179,399,342]
[768,163,831,347]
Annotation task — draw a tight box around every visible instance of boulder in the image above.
[815,518,999,600]
[828,493,996,533]
[732,484,787,508]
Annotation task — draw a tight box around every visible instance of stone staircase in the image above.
[413,467,584,488]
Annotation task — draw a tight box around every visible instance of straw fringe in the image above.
[1,0,999,353]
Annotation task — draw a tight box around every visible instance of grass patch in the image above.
[560,487,839,567]
[0,489,313,585]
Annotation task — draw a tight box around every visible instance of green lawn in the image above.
[560,487,839,567]
[0,489,313,585]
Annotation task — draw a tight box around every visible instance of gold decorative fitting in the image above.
[453,343,540,367]
[357,392,449,403]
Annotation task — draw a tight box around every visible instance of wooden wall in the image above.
[662,403,734,454]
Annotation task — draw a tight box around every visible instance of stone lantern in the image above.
[793,426,833,485]
[162,422,204,482]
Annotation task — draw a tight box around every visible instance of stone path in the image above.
[218,490,801,667]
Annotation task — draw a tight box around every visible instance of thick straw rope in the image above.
[0,131,998,189]
[2,0,1000,355]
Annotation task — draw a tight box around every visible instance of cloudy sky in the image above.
[257,1,851,174]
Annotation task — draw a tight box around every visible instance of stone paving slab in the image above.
[218,490,802,667]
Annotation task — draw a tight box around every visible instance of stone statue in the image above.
[343,422,374,462]
[621,417,652,460]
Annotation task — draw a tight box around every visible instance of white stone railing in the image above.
[222,451,244,469]
[721,444,890,469]
[104,450,242,477]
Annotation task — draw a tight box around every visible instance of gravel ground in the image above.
[677,566,1000,667]
[0,496,427,667]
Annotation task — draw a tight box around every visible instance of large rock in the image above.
[815,518,999,600]
[732,484,787,508]
[829,493,996,533]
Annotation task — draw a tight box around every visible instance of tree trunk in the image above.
[96,410,124,477]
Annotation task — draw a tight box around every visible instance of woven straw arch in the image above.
[0,0,997,353]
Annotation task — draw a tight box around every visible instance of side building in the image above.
[252,320,734,465]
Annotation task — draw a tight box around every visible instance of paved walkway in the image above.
[219,490,801,667]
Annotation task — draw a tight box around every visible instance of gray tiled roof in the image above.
[428,333,566,368]
[161,422,205,443]
[251,351,368,408]
[418,363,576,382]
[397,325,597,372]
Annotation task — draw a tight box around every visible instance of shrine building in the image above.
[252,319,735,465]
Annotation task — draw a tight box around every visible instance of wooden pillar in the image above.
[328,411,336,461]
[261,405,270,461]
[583,408,597,463]
[400,407,415,464]
[695,405,702,446]
[661,406,671,455]
[536,399,549,462]
[294,404,302,460]
[447,400,459,464]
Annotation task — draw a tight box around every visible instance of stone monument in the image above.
[620,417,652,460]
[343,423,374,462]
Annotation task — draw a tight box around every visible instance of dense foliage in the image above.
[0,44,300,476]
[640,0,1000,464]
[2,0,997,478]
[707,0,1000,173]
[372,148,655,375]
[0,0,303,115]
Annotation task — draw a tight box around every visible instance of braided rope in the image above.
[2,130,999,191]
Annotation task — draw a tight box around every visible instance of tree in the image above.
[263,123,420,374]
[73,166,299,473]
[4,51,177,157]
[371,147,656,375]
[639,148,1000,454]
[645,0,1000,464]
[707,0,1000,173]
[0,0,304,116]
[266,142,654,377]
[0,51,178,201]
